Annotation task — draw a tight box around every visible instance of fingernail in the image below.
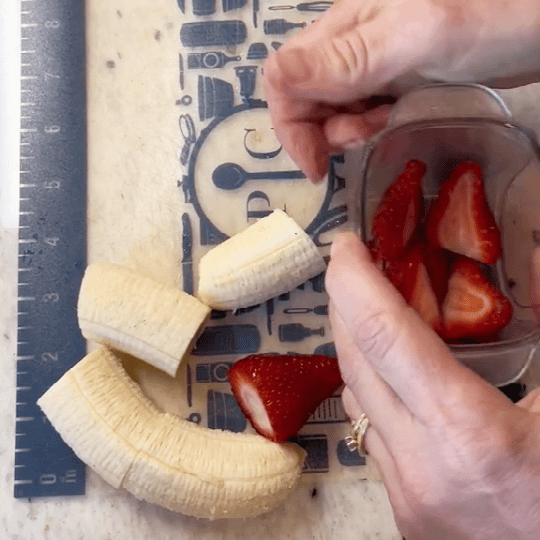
[330,229,361,258]
[309,172,328,185]
[277,48,312,85]
[342,138,365,150]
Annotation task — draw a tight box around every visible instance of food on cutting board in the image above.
[39,209,337,519]
[77,262,211,377]
[228,353,343,442]
[370,160,512,342]
[37,347,306,519]
[196,208,326,310]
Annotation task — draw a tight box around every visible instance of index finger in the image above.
[325,231,496,420]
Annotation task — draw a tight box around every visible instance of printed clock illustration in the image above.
[181,101,342,244]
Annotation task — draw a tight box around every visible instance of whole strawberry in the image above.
[228,354,343,442]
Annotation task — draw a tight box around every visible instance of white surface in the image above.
[0,0,20,229]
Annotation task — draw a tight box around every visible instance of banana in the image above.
[196,209,326,310]
[77,262,210,376]
[37,347,306,519]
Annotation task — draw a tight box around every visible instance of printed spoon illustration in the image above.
[212,162,305,190]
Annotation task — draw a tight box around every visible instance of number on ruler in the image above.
[39,470,78,485]
[39,473,57,485]
[42,293,59,303]
[44,237,59,247]
[44,20,60,29]
[41,352,58,362]
[62,470,78,484]
[44,72,61,81]
[44,125,60,134]
[44,180,60,189]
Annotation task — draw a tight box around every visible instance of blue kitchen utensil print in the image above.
[263,19,306,34]
[192,324,261,355]
[181,21,247,47]
[179,114,196,165]
[222,0,248,11]
[188,51,241,69]
[314,342,337,357]
[192,0,216,17]
[181,212,194,293]
[207,390,247,432]
[278,323,324,342]
[235,66,258,102]
[212,162,306,190]
[196,361,233,382]
[283,305,328,315]
[198,76,235,121]
[268,1,333,11]
[290,434,330,473]
[246,42,268,60]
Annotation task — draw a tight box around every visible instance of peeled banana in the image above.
[196,209,326,310]
[37,347,306,519]
[77,262,210,376]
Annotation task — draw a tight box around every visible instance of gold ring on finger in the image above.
[344,413,370,456]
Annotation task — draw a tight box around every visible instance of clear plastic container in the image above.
[351,83,540,386]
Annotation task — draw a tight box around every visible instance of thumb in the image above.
[265,0,437,102]
[325,231,504,420]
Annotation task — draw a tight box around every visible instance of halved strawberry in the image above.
[424,161,501,264]
[228,353,343,442]
[386,244,443,333]
[441,256,513,342]
[371,159,426,260]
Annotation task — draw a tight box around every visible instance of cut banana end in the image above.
[196,209,326,310]
[77,262,210,377]
[37,347,306,519]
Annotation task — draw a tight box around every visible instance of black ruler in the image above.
[15,0,87,497]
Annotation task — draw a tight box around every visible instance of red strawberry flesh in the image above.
[383,244,442,333]
[371,159,426,260]
[425,161,501,264]
[441,256,512,342]
[228,354,343,442]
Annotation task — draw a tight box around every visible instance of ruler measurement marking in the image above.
[15,0,87,499]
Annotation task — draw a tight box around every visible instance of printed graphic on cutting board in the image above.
[172,0,364,476]
[86,0,368,480]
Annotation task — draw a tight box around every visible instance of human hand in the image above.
[263,0,540,181]
[325,231,540,540]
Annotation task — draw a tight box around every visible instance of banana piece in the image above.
[77,262,210,377]
[37,347,306,519]
[196,209,326,310]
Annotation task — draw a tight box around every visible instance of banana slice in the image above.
[77,262,210,376]
[37,347,306,519]
[196,209,326,310]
